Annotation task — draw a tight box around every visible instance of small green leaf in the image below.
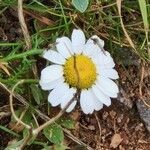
[4,140,23,150]
[23,119,38,145]
[57,118,75,129]
[41,146,51,150]
[30,84,43,105]
[54,144,69,150]
[23,128,37,145]
[11,109,22,122]
[138,0,149,30]
[11,109,32,124]
[0,125,20,138]
[43,124,64,144]
[42,144,69,150]
[72,0,89,13]
[41,146,52,150]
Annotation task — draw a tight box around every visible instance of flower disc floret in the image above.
[63,55,97,89]
[39,29,119,114]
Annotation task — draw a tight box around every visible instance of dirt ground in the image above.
[67,65,150,150]
[0,66,150,149]
[0,7,150,150]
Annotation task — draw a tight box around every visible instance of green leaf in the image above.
[41,146,51,150]
[11,109,22,122]
[138,0,149,43]
[138,0,149,30]
[23,119,38,145]
[42,144,69,150]
[43,124,64,144]
[4,140,23,150]
[23,128,37,145]
[57,118,75,129]
[11,109,32,124]
[54,144,69,150]
[30,84,43,105]
[0,125,20,138]
[72,0,89,13]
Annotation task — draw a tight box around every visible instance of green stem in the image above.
[1,49,43,62]
[0,79,39,84]
[58,0,69,33]
[0,125,20,138]
[0,42,21,46]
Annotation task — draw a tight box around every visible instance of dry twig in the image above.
[32,91,80,136]
[0,82,93,150]
[9,80,80,149]
[94,113,102,142]
[116,0,136,50]
[9,80,31,130]
[18,0,31,49]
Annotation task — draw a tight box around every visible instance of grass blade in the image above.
[138,0,149,55]
[0,125,20,137]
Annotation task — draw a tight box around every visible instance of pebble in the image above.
[136,99,150,132]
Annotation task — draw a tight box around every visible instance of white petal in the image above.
[66,101,77,112]
[71,29,85,54]
[95,51,115,68]
[48,82,69,107]
[43,50,65,65]
[94,98,103,111]
[80,90,95,114]
[40,65,63,84]
[56,37,73,57]
[83,42,97,57]
[83,35,104,57]
[92,84,111,106]
[48,92,60,107]
[97,76,119,98]
[85,89,103,111]
[60,88,76,112]
[89,49,104,66]
[85,36,114,69]
[40,77,63,90]
[90,90,103,111]
[89,35,104,48]
[98,68,119,79]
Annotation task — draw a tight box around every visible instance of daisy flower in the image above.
[39,29,119,114]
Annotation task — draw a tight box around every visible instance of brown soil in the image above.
[0,6,150,150]
[0,66,150,150]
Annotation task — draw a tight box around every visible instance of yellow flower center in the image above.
[63,55,97,89]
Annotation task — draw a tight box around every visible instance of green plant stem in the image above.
[1,49,43,62]
[0,42,21,46]
[0,79,39,84]
[0,125,20,138]
[58,0,69,33]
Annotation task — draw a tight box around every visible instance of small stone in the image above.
[110,133,123,148]
[103,111,109,120]
[117,114,124,123]
[88,125,95,130]
[119,145,125,150]
[109,110,116,119]
[117,88,133,108]
[136,99,150,132]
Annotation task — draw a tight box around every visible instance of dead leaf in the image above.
[9,122,24,133]
[110,133,123,148]
[0,62,10,76]
[23,9,55,26]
